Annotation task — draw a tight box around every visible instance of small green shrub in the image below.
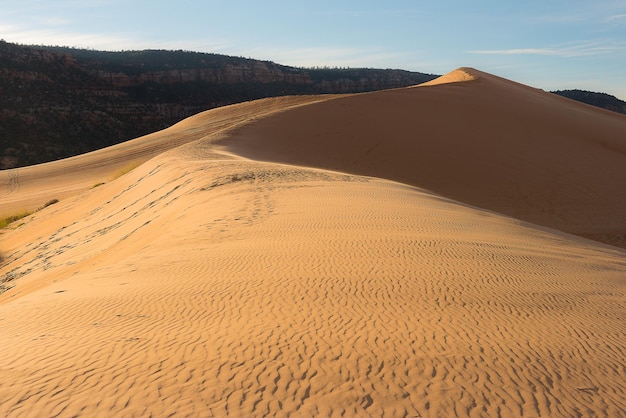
[0,211,33,229]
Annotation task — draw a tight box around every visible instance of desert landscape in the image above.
[1,68,625,417]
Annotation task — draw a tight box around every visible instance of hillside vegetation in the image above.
[552,89,626,114]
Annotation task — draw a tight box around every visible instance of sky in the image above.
[1,0,625,99]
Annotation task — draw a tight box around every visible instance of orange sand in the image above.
[0,68,624,417]
[226,68,626,248]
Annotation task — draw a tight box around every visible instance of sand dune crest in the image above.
[226,68,626,249]
[417,67,478,86]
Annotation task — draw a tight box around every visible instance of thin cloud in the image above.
[0,27,137,50]
[468,41,625,58]
[230,45,407,69]
[0,23,389,67]
[529,14,586,24]
[313,9,422,19]
[0,20,234,52]
[40,17,73,26]
[529,5,626,25]
[607,14,626,22]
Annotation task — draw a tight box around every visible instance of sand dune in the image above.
[0,95,333,218]
[226,68,626,248]
[1,69,625,417]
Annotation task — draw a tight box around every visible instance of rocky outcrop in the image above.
[96,62,313,87]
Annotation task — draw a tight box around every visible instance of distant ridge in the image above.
[1,40,624,169]
[0,41,436,169]
[552,89,626,115]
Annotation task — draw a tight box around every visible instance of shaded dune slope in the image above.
[0,69,625,417]
[226,68,626,248]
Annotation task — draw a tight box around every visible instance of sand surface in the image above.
[1,69,625,417]
[0,95,332,218]
[227,68,626,249]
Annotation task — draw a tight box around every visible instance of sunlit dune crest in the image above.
[227,67,626,249]
[416,67,479,86]
[1,68,625,417]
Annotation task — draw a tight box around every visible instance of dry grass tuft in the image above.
[110,160,146,181]
[0,210,33,229]
[0,199,60,230]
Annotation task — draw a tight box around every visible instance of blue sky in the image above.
[2,1,625,99]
